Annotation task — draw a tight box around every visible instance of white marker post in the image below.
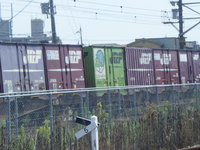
[91,116,99,150]
[75,115,99,150]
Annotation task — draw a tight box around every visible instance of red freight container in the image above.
[153,49,179,85]
[43,45,64,89]
[178,51,194,84]
[43,44,85,89]
[0,44,22,93]
[192,51,200,83]
[125,47,155,85]
[61,45,85,89]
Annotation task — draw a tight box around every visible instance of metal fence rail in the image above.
[0,84,200,150]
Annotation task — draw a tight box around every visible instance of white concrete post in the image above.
[91,116,99,150]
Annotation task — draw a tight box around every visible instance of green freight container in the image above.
[83,46,126,88]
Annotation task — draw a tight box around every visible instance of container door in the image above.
[104,48,114,86]
[105,47,126,87]
[153,49,179,85]
[187,52,194,83]
[60,45,85,89]
[61,45,73,89]
[93,48,107,87]
[59,46,70,89]
[163,51,172,84]
[43,45,63,89]
[192,51,200,83]
[178,51,194,84]
[17,44,30,91]
[153,50,169,85]
[125,48,154,85]
[0,44,21,93]
[66,45,85,88]
[168,50,179,84]
[25,45,46,91]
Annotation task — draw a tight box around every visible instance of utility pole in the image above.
[178,0,185,49]
[80,27,83,46]
[49,0,57,43]
[76,27,83,45]
[0,3,1,19]
[10,3,13,41]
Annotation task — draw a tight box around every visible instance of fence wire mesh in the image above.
[0,84,200,150]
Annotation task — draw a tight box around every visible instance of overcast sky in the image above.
[1,0,200,45]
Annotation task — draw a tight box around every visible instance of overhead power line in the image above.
[8,0,34,21]
[15,0,163,12]
[75,0,162,12]
[0,7,163,25]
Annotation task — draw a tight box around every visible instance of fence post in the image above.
[195,84,199,110]
[156,87,159,104]
[49,94,54,150]
[107,90,112,121]
[80,95,84,117]
[7,96,11,150]
[86,91,89,118]
[146,87,149,102]
[133,90,137,122]
[107,89,112,141]
[118,89,122,117]
[15,97,19,137]
[170,86,176,130]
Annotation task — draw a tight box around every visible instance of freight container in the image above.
[0,43,46,93]
[153,49,179,85]
[43,44,85,90]
[191,51,200,83]
[43,44,63,89]
[61,45,85,89]
[178,51,194,83]
[83,46,126,88]
[125,47,155,85]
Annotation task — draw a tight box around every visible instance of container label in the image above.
[47,50,59,60]
[110,52,123,64]
[154,53,171,65]
[24,50,42,64]
[65,50,81,64]
[160,54,171,65]
[193,54,199,60]
[94,48,106,79]
[180,54,187,62]
[154,53,160,60]
[140,53,152,64]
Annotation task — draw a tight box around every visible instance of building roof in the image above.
[127,39,162,48]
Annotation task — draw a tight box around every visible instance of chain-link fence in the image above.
[0,84,200,150]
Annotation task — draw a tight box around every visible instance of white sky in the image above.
[1,0,200,45]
